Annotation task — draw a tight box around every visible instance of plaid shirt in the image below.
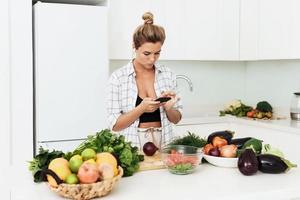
[107,60,183,147]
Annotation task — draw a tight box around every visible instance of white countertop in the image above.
[8,116,300,200]
[179,115,300,135]
[9,162,300,200]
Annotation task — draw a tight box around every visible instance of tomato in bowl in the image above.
[161,145,202,175]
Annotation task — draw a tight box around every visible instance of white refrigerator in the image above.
[33,2,108,153]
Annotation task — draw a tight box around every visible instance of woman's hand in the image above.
[160,91,180,111]
[140,97,160,113]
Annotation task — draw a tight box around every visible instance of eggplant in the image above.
[238,149,258,176]
[207,130,234,144]
[257,154,297,174]
[229,137,252,149]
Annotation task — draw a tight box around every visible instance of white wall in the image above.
[245,60,300,116]
[0,0,33,169]
[0,0,12,198]
[10,0,33,166]
[110,59,300,118]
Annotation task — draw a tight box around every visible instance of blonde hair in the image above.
[133,12,166,49]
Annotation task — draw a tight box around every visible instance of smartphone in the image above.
[155,97,171,103]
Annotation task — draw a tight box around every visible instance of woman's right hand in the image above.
[140,97,160,113]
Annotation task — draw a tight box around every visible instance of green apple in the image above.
[81,148,96,161]
[65,173,79,184]
[69,155,83,173]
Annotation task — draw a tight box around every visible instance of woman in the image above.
[107,12,182,148]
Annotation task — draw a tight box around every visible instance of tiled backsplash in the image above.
[109,60,300,118]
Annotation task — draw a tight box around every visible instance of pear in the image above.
[47,157,71,187]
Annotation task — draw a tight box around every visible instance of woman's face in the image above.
[135,42,162,69]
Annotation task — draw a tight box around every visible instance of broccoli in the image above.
[256,101,273,112]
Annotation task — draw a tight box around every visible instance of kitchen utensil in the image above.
[290,92,300,120]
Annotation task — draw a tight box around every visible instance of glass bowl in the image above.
[161,145,203,175]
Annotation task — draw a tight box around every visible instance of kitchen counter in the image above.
[9,116,300,200]
[179,115,300,135]
[9,161,300,200]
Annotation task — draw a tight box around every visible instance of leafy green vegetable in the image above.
[169,163,194,174]
[68,129,144,177]
[28,147,64,182]
[219,104,253,117]
[262,144,285,158]
[256,101,273,113]
[170,132,207,148]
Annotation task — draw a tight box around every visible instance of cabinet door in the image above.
[109,0,176,59]
[184,0,239,60]
[240,0,300,60]
[258,0,291,59]
[290,0,300,59]
[108,0,239,60]
[109,0,149,59]
[239,0,259,60]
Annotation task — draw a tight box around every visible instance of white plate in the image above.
[203,154,238,168]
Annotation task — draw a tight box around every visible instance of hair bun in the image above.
[142,12,154,25]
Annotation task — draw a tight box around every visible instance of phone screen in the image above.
[155,97,171,103]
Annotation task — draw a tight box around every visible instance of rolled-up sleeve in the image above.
[107,74,122,130]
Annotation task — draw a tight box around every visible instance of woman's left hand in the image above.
[159,91,180,111]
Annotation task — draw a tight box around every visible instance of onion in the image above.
[219,144,237,158]
[143,142,158,156]
[208,147,220,157]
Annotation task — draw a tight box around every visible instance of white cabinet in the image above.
[108,0,151,59]
[184,0,239,60]
[108,0,239,60]
[109,0,300,61]
[240,0,300,60]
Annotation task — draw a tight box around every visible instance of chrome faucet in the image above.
[176,75,193,92]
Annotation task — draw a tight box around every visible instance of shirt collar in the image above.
[127,60,162,77]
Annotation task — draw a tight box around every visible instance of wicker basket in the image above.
[49,167,123,200]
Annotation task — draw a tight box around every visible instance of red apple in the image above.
[77,162,99,184]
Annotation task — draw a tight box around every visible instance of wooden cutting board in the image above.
[138,152,166,171]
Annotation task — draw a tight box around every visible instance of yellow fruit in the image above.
[47,157,71,187]
[84,159,96,164]
[113,166,118,176]
[96,152,118,176]
[98,163,114,180]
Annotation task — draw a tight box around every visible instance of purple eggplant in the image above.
[257,154,297,174]
[238,149,258,176]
